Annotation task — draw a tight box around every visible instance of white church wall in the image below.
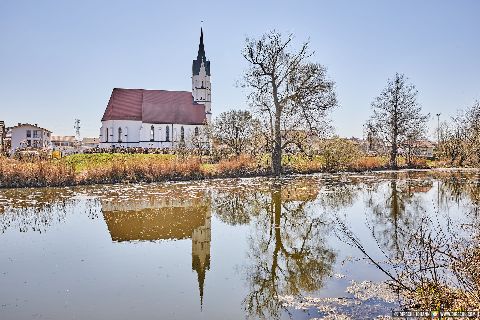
[100,120,206,149]
[99,120,142,148]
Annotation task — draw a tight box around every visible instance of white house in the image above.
[99,29,211,149]
[10,123,52,153]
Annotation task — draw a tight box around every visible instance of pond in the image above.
[0,170,479,319]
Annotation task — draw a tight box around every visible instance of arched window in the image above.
[180,126,185,142]
[165,126,170,142]
[150,125,154,141]
[106,128,109,142]
[118,127,122,142]
[194,127,199,136]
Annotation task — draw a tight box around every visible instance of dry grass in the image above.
[0,153,434,188]
[0,157,75,188]
[284,156,324,173]
[76,156,203,184]
[351,156,388,171]
[211,154,267,177]
[407,157,429,168]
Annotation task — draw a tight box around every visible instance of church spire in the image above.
[192,28,210,76]
[191,26,212,122]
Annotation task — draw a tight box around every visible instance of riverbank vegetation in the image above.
[0,149,430,188]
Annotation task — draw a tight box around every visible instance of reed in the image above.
[0,153,434,189]
[0,157,75,188]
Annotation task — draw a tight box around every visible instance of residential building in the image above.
[10,123,51,153]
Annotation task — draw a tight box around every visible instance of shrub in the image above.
[319,138,362,171]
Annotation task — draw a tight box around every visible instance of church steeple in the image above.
[193,28,210,76]
[192,28,212,122]
[191,206,211,310]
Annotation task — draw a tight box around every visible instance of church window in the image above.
[106,128,109,142]
[180,126,185,142]
[118,127,122,143]
[165,126,170,142]
[150,125,155,141]
[194,127,199,136]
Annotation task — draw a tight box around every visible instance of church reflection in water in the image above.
[100,191,211,305]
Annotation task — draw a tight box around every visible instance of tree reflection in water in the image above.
[336,171,480,310]
[0,187,93,234]
[365,172,431,260]
[216,177,335,319]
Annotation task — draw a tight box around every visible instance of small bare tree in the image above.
[367,73,429,168]
[438,101,480,166]
[243,31,337,175]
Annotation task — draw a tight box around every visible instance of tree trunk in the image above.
[390,86,399,169]
[272,113,282,175]
[390,141,398,169]
[272,83,282,176]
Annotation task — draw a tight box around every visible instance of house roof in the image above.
[101,88,207,125]
[11,123,52,133]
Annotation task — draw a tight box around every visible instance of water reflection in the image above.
[365,172,433,258]
[336,170,480,310]
[100,187,212,306]
[0,187,80,233]
[1,171,479,319]
[215,178,335,319]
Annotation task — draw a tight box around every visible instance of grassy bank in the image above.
[0,153,430,188]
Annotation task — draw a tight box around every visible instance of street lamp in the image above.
[436,113,441,143]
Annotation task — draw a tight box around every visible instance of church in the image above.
[99,29,211,148]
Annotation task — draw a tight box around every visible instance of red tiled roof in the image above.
[101,88,206,125]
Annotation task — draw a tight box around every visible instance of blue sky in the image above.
[1,0,479,138]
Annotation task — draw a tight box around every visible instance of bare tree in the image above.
[368,73,429,168]
[213,110,258,156]
[438,100,480,166]
[243,31,337,175]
